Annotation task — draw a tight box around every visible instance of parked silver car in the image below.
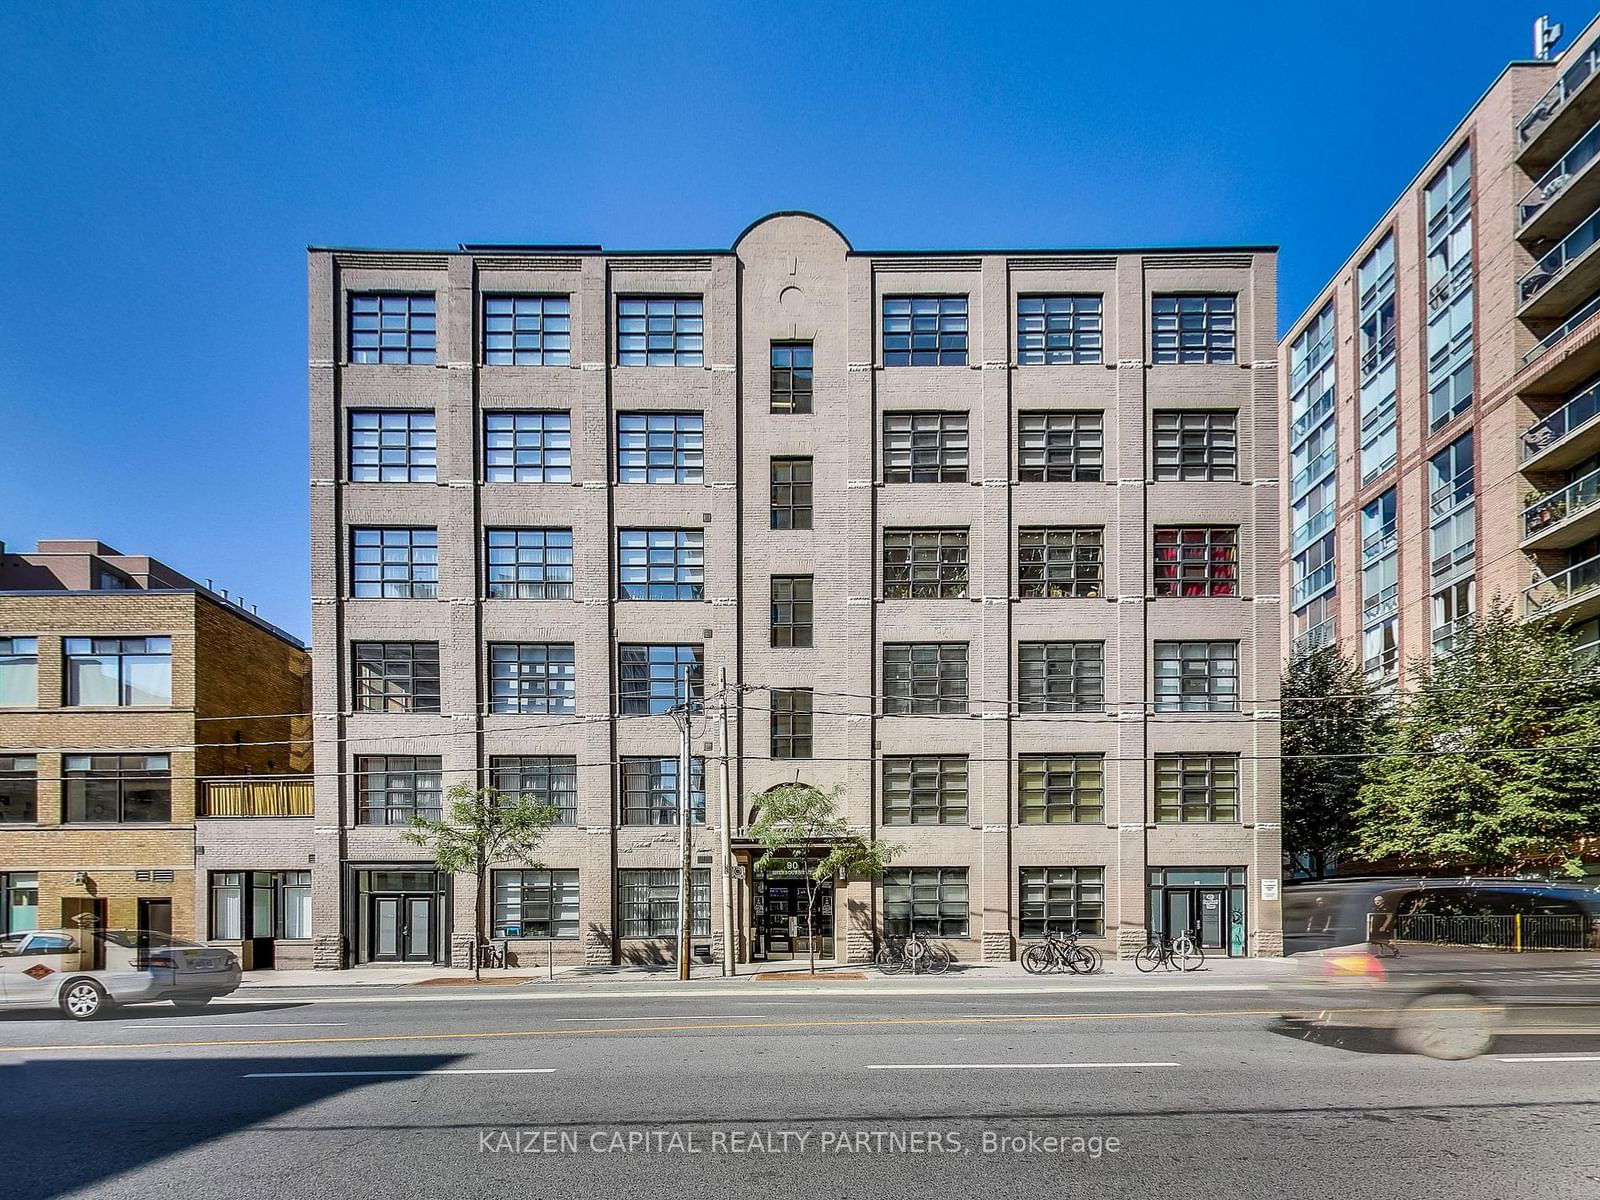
[0,928,242,1019]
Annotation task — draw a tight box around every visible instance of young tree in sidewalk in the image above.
[747,782,904,976]
[403,784,560,979]
[1355,603,1600,877]
[1281,643,1390,877]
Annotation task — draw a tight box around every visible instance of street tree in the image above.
[1281,643,1389,877]
[1355,603,1600,877]
[747,782,904,976]
[402,783,560,978]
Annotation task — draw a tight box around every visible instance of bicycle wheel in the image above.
[1020,944,1051,975]
[1172,934,1203,972]
[1134,945,1162,973]
[1078,944,1103,974]
[875,946,905,975]
[1061,944,1094,974]
[925,943,952,975]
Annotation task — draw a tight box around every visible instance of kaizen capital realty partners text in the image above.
[481,1128,1122,1158]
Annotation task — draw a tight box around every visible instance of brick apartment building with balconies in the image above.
[1283,15,1600,681]
[308,213,1282,970]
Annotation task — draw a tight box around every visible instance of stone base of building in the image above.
[312,935,345,970]
[844,927,874,964]
[1116,928,1148,960]
[449,934,476,970]
[1253,929,1284,958]
[584,926,613,965]
[982,929,1012,962]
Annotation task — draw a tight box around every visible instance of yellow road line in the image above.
[4,1007,1287,1054]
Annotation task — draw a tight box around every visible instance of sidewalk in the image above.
[238,955,1296,994]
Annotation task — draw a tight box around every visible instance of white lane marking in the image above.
[244,1067,557,1079]
[866,1061,1180,1071]
[554,1014,767,1022]
[162,1022,350,1028]
[1496,1054,1600,1063]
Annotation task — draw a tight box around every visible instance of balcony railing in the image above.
[1292,505,1336,553]
[1524,292,1600,369]
[1430,474,1474,518]
[1290,446,1335,496]
[1290,620,1335,659]
[200,778,314,817]
[1523,374,1600,460]
[1359,329,1396,377]
[1288,385,1334,448]
[1520,115,1600,226]
[1362,523,1398,562]
[1519,203,1600,305]
[1288,331,1334,393]
[1291,562,1336,608]
[1524,463,1600,537]
[1520,36,1600,146]
[1525,550,1600,614]
[1363,585,1400,623]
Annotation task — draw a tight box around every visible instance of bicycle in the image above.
[477,938,508,970]
[875,931,952,975]
[1134,931,1204,973]
[1020,929,1102,975]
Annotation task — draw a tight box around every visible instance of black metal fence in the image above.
[1372,912,1590,951]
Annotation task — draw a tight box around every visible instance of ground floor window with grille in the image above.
[617,868,711,938]
[210,871,312,940]
[489,756,578,824]
[492,869,579,938]
[1017,754,1104,823]
[356,756,442,825]
[1154,754,1240,822]
[881,867,969,937]
[1019,867,1105,938]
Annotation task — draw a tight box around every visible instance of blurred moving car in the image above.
[0,928,242,1019]
[1276,878,1600,1059]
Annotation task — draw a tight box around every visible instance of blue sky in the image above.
[0,1,1556,640]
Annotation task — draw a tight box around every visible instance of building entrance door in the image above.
[370,894,435,963]
[755,876,833,960]
[1149,868,1248,957]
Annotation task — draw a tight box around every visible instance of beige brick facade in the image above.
[309,214,1282,969]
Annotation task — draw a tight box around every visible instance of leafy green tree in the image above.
[403,784,560,978]
[1355,603,1600,877]
[1281,643,1389,877]
[747,782,904,975]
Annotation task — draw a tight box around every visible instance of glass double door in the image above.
[1163,888,1231,951]
[370,894,434,963]
[757,878,833,960]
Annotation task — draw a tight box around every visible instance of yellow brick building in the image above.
[0,540,310,954]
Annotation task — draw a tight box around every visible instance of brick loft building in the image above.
[0,540,312,966]
[308,212,1282,970]
[1283,15,1600,681]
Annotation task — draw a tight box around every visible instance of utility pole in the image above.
[718,668,736,977]
[671,700,693,981]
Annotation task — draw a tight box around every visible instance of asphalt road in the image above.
[3,983,1598,1200]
